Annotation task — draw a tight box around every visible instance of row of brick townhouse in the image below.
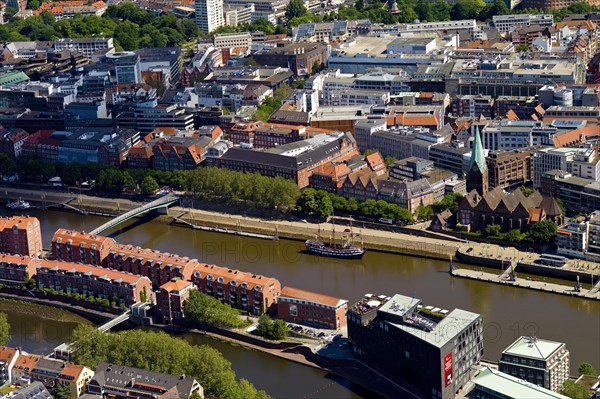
[191,264,281,316]
[0,216,43,258]
[52,229,117,266]
[48,228,348,328]
[104,244,198,289]
[36,261,152,306]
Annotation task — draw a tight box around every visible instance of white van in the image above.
[378,218,393,224]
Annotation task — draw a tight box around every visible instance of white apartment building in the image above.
[492,14,554,33]
[224,4,253,26]
[533,147,600,187]
[567,147,600,181]
[327,90,390,107]
[54,37,114,58]
[481,120,534,151]
[195,0,224,33]
[557,218,589,259]
[401,19,476,34]
[557,212,600,261]
[213,32,252,49]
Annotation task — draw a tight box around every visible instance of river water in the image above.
[2,209,599,398]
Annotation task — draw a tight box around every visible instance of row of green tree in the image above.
[478,220,558,244]
[283,0,599,27]
[0,312,9,346]
[69,324,269,399]
[185,167,300,212]
[296,188,414,223]
[0,3,199,50]
[2,154,188,195]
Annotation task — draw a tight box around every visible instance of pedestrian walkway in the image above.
[451,268,600,300]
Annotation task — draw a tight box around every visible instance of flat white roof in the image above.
[473,367,570,399]
[502,336,565,360]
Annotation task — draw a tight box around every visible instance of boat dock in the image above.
[451,268,600,300]
[172,215,278,241]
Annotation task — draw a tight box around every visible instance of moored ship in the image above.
[305,216,365,259]
[6,198,31,210]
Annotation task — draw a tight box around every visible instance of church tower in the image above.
[466,126,488,195]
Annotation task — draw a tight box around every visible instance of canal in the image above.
[2,209,599,398]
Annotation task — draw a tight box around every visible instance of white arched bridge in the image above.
[89,193,180,235]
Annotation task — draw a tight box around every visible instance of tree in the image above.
[430,0,452,21]
[285,0,308,21]
[314,190,333,219]
[516,44,530,52]
[68,325,269,399]
[526,220,557,244]
[560,380,590,399]
[140,175,159,195]
[415,205,433,221]
[183,290,249,328]
[244,56,259,66]
[384,156,398,167]
[451,0,486,20]
[0,312,10,346]
[484,224,502,238]
[51,383,72,399]
[255,315,288,340]
[519,186,535,197]
[0,154,17,175]
[505,229,524,242]
[578,362,597,376]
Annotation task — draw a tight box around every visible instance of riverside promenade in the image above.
[3,186,599,286]
[451,268,600,300]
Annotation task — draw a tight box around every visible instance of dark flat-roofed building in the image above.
[348,293,483,399]
[212,132,359,188]
[253,42,328,77]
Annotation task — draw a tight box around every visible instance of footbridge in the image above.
[89,193,180,235]
[97,309,132,332]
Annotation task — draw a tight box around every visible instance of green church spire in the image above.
[469,125,487,173]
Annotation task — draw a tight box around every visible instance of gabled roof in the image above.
[539,196,563,217]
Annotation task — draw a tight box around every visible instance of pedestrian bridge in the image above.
[97,309,132,332]
[89,193,180,235]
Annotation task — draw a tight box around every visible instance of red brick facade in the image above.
[277,286,348,329]
[104,244,197,289]
[36,261,151,306]
[192,264,281,315]
[156,279,195,324]
[0,216,43,258]
[0,254,38,287]
[52,229,116,266]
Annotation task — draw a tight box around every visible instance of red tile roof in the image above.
[0,346,18,363]
[193,263,279,291]
[52,229,116,250]
[159,279,194,293]
[38,260,149,285]
[13,354,40,372]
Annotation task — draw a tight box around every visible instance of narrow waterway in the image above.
[2,208,599,398]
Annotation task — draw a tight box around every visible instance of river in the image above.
[2,209,599,398]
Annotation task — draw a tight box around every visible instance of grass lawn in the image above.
[0,385,17,394]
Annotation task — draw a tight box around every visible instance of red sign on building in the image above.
[444,352,453,387]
